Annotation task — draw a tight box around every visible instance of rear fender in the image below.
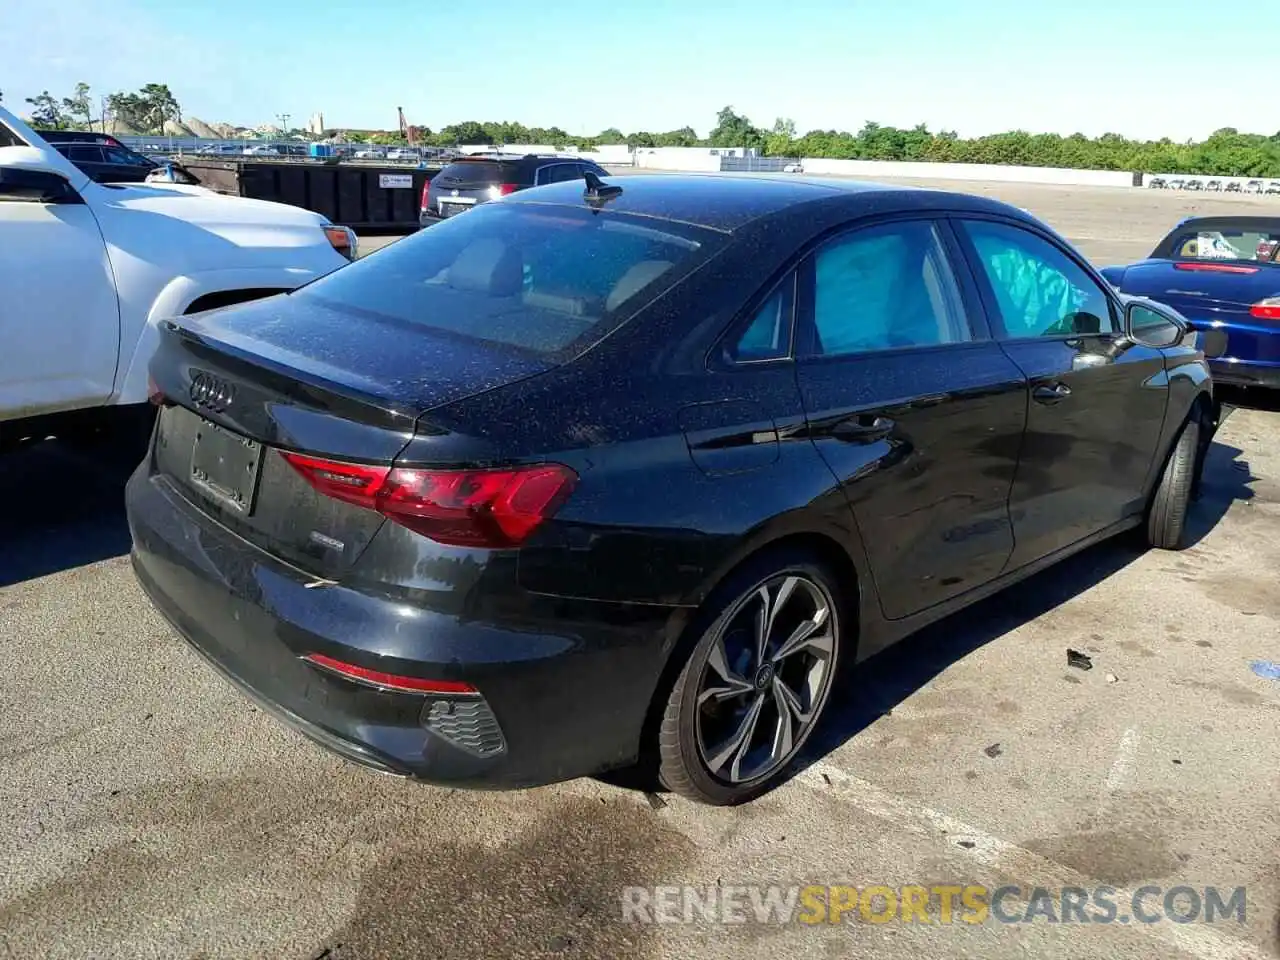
[115,266,322,405]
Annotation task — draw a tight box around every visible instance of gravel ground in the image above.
[2,180,1278,960]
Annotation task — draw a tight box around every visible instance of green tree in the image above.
[708,106,763,150]
[61,82,93,129]
[24,91,67,129]
[138,83,181,131]
[764,117,797,157]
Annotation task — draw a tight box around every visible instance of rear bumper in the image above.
[1209,358,1280,390]
[126,465,676,788]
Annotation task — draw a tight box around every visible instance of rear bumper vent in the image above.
[422,697,507,757]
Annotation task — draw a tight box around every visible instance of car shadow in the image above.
[0,441,135,588]
[789,434,1256,784]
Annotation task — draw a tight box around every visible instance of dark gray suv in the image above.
[420,153,611,227]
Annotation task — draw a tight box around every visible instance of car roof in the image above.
[1168,215,1280,232]
[35,130,120,144]
[503,172,1029,233]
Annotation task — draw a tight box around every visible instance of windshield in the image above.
[296,201,719,356]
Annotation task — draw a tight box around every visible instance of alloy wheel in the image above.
[693,573,838,784]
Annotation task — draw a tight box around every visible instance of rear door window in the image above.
[540,163,584,184]
[66,145,105,163]
[803,220,972,357]
[296,202,721,357]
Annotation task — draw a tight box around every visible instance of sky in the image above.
[3,0,1275,141]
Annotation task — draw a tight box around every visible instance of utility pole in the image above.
[277,113,290,140]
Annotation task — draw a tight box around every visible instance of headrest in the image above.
[606,260,674,312]
[447,238,523,296]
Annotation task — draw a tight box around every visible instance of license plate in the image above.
[190,418,263,515]
[438,202,468,218]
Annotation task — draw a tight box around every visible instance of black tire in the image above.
[1148,417,1200,550]
[657,549,846,805]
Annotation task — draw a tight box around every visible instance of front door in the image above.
[793,217,1028,622]
[955,217,1169,568]
[0,167,120,419]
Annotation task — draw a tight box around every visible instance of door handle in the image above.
[1032,383,1072,405]
[831,415,895,443]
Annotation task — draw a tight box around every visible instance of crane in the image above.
[397,106,417,146]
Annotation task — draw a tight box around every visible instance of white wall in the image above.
[634,151,723,171]
[797,158,1136,187]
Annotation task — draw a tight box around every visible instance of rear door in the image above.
[954,217,1170,568]
[793,216,1028,621]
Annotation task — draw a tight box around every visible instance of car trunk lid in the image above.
[148,294,553,577]
[1119,260,1280,315]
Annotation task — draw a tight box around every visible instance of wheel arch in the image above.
[114,267,320,406]
[631,528,869,781]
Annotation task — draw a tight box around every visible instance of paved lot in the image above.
[3,181,1279,960]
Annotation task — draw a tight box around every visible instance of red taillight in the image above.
[279,452,576,547]
[302,652,477,695]
[420,178,431,210]
[1250,297,1280,320]
[147,374,171,407]
[278,453,388,508]
[1174,262,1259,274]
[497,183,519,196]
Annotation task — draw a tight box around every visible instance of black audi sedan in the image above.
[129,173,1216,805]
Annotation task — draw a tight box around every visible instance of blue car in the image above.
[1100,216,1280,391]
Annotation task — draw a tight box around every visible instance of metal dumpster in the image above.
[176,159,439,230]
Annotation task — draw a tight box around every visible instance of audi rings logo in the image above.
[189,371,235,412]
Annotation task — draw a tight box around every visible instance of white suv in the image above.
[0,107,356,451]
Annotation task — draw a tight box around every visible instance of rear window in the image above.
[1169,225,1280,263]
[296,202,719,356]
[434,159,521,186]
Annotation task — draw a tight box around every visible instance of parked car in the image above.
[36,129,159,184]
[1148,177,1167,189]
[1206,180,1223,192]
[1101,215,1280,392]
[420,153,612,226]
[1184,179,1204,192]
[0,106,356,452]
[1226,181,1243,193]
[1169,179,1186,190]
[1267,182,1280,195]
[130,171,1218,805]
[1245,180,1265,194]
[783,163,805,173]
[385,148,419,162]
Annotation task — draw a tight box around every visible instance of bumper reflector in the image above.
[302,652,478,695]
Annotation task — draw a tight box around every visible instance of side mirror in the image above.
[0,166,81,204]
[1124,299,1188,350]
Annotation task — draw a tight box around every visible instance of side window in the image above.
[730,281,794,362]
[0,122,26,148]
[541,163,583,184]
[102,146,138,165]
[807,220,970,357]
[67,145,104,163]
[961,220,1116,337]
